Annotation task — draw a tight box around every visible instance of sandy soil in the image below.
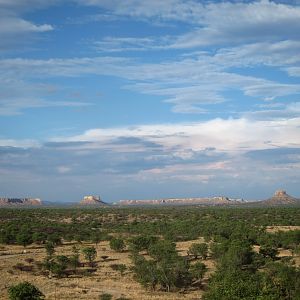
[266,226,300,233]
[0,239,212,300]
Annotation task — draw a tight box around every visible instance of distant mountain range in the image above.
[117,190,300,207]
[118,196,245,206]
[0,190,299,207]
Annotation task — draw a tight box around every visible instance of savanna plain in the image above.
[0,206,300,299]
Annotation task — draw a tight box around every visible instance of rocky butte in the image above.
[79,195,108,206]
[260,190,300,205]
[0,197,42,206]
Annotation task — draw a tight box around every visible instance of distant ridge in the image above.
[79,195,109,206]
[118,196,245,206]
[0,197,42,206]
[260,190,300,206]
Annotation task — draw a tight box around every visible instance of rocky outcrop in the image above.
[118,196,244,206]
[79,195,108,206]
[262,190,300,205]
[0,198,42,206]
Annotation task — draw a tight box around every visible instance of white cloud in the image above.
[53,117,300,153]
[0,17,53,34]
[81,1,300,48]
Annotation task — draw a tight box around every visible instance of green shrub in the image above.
[8,281,44,300]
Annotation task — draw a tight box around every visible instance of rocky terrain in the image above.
[79,195,108,206]
[0,197,42,206]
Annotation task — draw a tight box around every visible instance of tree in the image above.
[82,246,97,266]
[190,262,207,282]
[16,232,32,248]
[32,232,47,244]
[110,238,125,252]
[188,243,208,259]
[148,240,177,262]
[8,281,44,300]
[131,241,192,292]
[262,262,300,299]
[204,269,262,300]
[70,245,80,270]
[129,235,158,252]
[45,242,55,258]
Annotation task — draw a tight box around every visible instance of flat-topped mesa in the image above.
[79,195,108,206]
[0,197,42,206]
[118,196,242,206]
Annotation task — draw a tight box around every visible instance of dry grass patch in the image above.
[0,240,209,300]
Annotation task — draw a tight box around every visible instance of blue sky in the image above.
[1,0,300,202]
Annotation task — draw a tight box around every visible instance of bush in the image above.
[8,281,44,300]
[110,238,125,252]
[110,264,127,275]
[188,243,208,259]
[99,293,112,300]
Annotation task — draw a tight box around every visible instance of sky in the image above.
[0,0,300,202]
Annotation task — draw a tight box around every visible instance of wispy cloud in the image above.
[0,0,54,51]
[1,54,299,114]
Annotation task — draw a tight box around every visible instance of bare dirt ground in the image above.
[0,239,213,300]
[265,226,300,233]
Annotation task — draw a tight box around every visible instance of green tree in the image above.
[190,262,207,282]
[110,238,125,252]
[204,270,261,300]
[32,232,47,244]
[148,240,177,262]
[16,232,32,248]
[8,281,44,300]
[129,235,158,252]
[70,245,80,270]
[82,246,97,266]
[262,262,300,299]
[45,242,55,258]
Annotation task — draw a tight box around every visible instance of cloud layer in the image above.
[0,0,300,201]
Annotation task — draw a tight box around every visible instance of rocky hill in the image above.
[0,197,42,206]
[260,190,300,205]
[79,195,108,206]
